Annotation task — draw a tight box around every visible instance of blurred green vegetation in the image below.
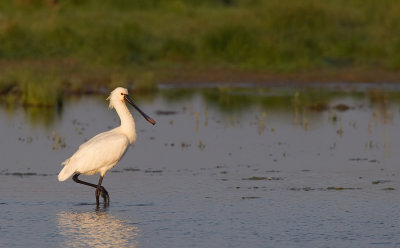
[1,0,400,106]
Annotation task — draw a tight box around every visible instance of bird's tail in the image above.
[58,159,75,181]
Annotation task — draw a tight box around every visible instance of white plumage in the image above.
[58,131,130,181]
[58,87,155,205]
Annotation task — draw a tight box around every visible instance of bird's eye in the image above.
[121,93,124,95]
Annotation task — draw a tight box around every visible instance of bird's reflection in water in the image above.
[57,210,139,248]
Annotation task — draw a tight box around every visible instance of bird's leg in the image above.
[72,174,97,188]
[72,174,109,206]
[96,175,110,206]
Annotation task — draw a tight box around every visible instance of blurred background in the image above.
[1,0,400,106]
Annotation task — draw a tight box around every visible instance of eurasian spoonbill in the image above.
[58,87,155,206]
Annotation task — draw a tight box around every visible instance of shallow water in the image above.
[2,85,400,247]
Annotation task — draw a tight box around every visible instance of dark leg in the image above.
[72,174,110,206]
[72,174,97,188]
[95,175,109,206]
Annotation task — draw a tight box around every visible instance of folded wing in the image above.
[58,130,130,181]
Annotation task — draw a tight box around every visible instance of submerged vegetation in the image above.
[1,0,400,105]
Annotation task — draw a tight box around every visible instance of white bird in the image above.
[58,87,155,206]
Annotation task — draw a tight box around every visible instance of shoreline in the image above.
[2,66,400,108]
[158,67,400,87]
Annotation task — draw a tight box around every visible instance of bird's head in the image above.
[107,87,156,125]
[107,87,129,109]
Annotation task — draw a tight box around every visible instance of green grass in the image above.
[1,0,400,105]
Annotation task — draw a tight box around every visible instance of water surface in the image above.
[1,85,400,247]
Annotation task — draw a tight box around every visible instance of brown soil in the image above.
[159,67,400,86]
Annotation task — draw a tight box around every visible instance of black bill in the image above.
[124,94,156,125]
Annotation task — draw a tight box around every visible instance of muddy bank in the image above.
[160,67,400,86]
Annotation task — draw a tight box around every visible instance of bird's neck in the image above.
[115,102,137,144]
